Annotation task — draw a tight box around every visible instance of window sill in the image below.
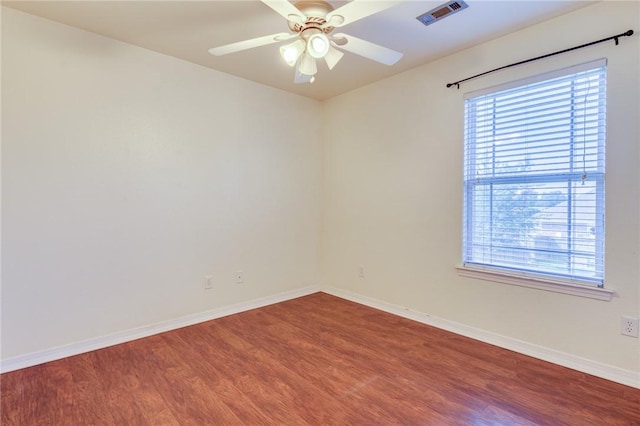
[455,264,614,301]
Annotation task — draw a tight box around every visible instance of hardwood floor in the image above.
[2,292,639,425]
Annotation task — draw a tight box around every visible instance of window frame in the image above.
[458,59,612,301]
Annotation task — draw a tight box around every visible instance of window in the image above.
[463,60,606,289]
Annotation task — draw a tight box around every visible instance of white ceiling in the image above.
[3,0,594,100]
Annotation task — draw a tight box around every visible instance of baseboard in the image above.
[5,284,638,389]
[322,286,640,389]
[0,285,321,374]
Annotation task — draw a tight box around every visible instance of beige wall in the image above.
[322,1,639,373]
[1,7,322,358]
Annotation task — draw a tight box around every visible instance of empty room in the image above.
[1,0,639,424]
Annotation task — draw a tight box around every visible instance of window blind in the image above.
[463,60,606,286]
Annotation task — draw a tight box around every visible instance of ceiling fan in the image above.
[208,0,404,84]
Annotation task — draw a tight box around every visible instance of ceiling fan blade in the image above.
[324,46,344,70]
[261,0,306,24]
[208,32,296,56]
[332,33,402,66]
[328,35,348,46]
[325,0,401,27]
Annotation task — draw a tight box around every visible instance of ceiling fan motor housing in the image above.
[288,0,335,33]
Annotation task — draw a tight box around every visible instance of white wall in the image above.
[1,8,322,359]
[322,1,640,374]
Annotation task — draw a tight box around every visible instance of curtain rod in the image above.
[446,29,634,89]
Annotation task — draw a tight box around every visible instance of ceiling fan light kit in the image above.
[209,0,404,84]
[280,38,305,66]
[299,52,318,76]
[306,29,330,59]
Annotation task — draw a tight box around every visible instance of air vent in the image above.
[416,0,469,27]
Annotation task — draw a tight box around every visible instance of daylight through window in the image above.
[463,59,606,287]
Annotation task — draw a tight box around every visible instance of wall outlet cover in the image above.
[204,275,213,290]
[621,316,639,337]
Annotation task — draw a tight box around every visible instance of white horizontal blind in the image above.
[463,60,606,286]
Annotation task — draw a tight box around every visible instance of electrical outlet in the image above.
[235,270,244,284]
[204,275,213,290]
[621,316,639,337]
[359,266,365,278]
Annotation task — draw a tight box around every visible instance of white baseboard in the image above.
[4,284,638,389]
[0,285,321,374]
[322,286,640,389]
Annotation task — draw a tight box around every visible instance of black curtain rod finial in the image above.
[446,29,635,89]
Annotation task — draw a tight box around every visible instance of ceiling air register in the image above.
[416,1,469,27]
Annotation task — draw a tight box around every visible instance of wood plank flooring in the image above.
[2,292,639,425]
